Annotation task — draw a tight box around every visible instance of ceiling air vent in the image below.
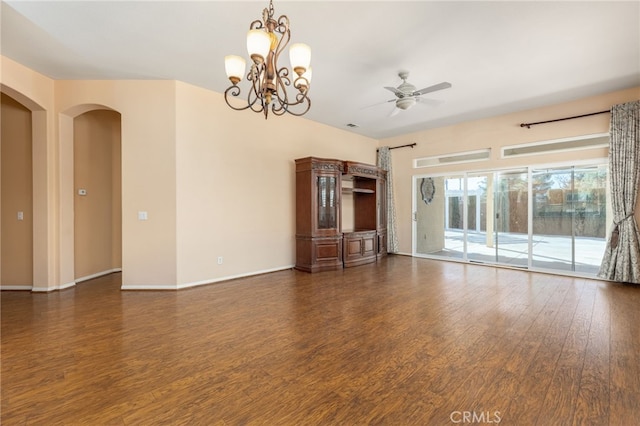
[502,133,609,158]
[414,149,491,168]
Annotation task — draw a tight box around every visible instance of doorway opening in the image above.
[1,93,33,289]
[73,110,122,282]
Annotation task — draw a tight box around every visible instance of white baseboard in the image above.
[121,284,179,290]
[121,264,295,291]
[31,280,76,292]
[1,285,33,291]
[75,268,122,284]
[177,264,295,290]
[60,281,76,290]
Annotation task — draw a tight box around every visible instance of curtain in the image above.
[598,100,640,284]
[377,147,399,253]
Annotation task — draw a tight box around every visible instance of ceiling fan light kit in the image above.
[396,97,417,110]
[382,71,452,114]
[224,0,311,119]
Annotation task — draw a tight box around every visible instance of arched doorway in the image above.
[1,93,33,289]
[72,109,122,282]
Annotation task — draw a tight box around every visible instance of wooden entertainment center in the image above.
[295,157,387,272]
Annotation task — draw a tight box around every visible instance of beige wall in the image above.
[1,93,33,286]
[56,79,178,288]
[174,81,376,287]
[381,87,640,255]
[73,110,122,280]
[1,56,57,291]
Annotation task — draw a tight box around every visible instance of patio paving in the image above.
[422,229,606,275]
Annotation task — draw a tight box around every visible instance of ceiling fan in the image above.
[382,71,452,116]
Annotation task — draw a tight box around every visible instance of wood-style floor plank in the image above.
[608,279,640,425]
[2,256,638,425]
[573,281,611,425]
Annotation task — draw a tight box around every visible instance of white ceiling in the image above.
[2,1,639,139]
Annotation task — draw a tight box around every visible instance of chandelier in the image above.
[223,0,312,119]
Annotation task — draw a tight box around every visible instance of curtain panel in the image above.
[598,100,640,284]
[377,147,399,253]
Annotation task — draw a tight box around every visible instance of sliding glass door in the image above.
[463,170,529,267]
[413,162,608,277]
[495,169,529,267]
[466,173,492,263]
[414,175,465,260]
[531,165,608,274]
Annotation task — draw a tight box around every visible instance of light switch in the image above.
[138,211,148,221]
[17,211,24,221]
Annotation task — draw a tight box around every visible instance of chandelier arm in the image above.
[287,92,311,117]
[248,81,266,114]
[275,94,310,117]
[271,91,287,116]
[249,19,264,30]
[275,15,290,36]
[274,16,290,54]
[292,75,310,93]
[224,86,254,111]
[244,64,266,114]
[285,96,311,117]
[272,67,292,105]
[272,71,311,117]
[250,64,265,101]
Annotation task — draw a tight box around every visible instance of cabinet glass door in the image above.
[317,176,338,229]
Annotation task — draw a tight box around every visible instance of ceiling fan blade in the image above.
[384,86,404,97]
[416,97,445,107]
[413,82,452,96]
[361,98,396,110]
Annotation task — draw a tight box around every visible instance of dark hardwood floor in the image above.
[2,256,639,425]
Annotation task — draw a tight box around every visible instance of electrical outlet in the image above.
[217,256,223,265]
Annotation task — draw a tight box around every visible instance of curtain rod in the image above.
[377,143,417,152]
[520,110,609,129]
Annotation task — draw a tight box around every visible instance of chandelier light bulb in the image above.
[247,29,271,63]
[224,55,246,85]
[289,43,311,76]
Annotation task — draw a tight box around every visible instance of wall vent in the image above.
[414,149,491,168]
[502,133,609,158]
